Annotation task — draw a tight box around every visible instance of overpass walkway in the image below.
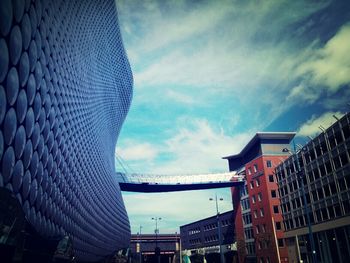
[116,172,245,192]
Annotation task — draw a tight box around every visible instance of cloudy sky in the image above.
[114,0,350,234]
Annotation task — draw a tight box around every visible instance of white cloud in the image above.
[297,23,350,91]
[118,142,158,161]
[286,84,320,104]
[118,118,253,174]
[297,111,344,137]
[165,90,196,105]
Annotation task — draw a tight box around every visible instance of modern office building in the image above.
[180,210,236,262]
[275,112,350,263]
[129,234,180,263]
[0,0,132,261]
[224,133,296,263]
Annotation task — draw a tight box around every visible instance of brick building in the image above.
[224,132,295,263]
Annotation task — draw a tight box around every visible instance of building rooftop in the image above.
[222,132,296,171]
[180,210,233,228]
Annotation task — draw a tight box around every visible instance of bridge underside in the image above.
[119,181,244,193]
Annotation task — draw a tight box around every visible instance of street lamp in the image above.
[282,148,317,263]
[138,225,142,263]
[209,194,224,263]
[152,217,162,263]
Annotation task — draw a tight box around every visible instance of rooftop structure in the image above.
[223,132,296,171]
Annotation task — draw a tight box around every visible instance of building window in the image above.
[261,224,266,233]
[278,238,284,247]
[254,210,258,218]
[254,164,258,173]
[250,181,254,189]
[244,227,254,239]
[260,208,264,217]
[266,160,272,167]
[258,241,262,250]
[252,195,256,204]
[258,192,262,201]
[256,178,260,187]
[275,221,282,230]
[256,225,260,234]
[248,167,252,175]
[271,190,277,198]
[243,214,252,225]
[269,175,274,182]
[273,205,279,214]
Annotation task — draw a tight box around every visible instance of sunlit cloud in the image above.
[118,118,253,174]
[297,23,350,91]
[118,141,159,161]
[297,111,345,137]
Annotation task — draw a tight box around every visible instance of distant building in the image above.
[129,234,180,263]
[276,112,350,263]
[180,210,236,262]
[223,132,295,263]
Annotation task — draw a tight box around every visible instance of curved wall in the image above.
[0,0,132,261]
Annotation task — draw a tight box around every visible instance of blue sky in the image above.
[114,0,350,234]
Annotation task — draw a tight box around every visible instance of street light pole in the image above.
[283,148,317,263]
[210,194,224,263]
[139,225,142,263]
[152,217,162,263]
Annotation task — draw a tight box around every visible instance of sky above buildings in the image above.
[115,0,350,234]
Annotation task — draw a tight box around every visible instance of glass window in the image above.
[252,195,256,204]
[271,190,277,198]
[254,164,258,172]
[254,210,258,218]
[273,205,279,214]
[250,181,254,189]
[260,208,264,217]
[266,160,272,167]
[278,238,284,247]
[256,225,260,234]
[275,221,282,230]
[258,192,262,201]
[256,178,260,187]
[269,175,274,182]
[248,168,252,175]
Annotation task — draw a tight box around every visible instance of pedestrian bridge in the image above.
[116,172,244,192]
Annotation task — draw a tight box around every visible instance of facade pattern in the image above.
[0,0,132,261]
[276,112,350,263]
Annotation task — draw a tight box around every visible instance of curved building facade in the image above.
[0,0,132,261]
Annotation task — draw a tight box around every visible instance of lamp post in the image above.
[209,194,224,263]
[138,225,142,263]
[282,148,317,263]
[152,217,162,263]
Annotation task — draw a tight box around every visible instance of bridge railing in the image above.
[116,172,243,185]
